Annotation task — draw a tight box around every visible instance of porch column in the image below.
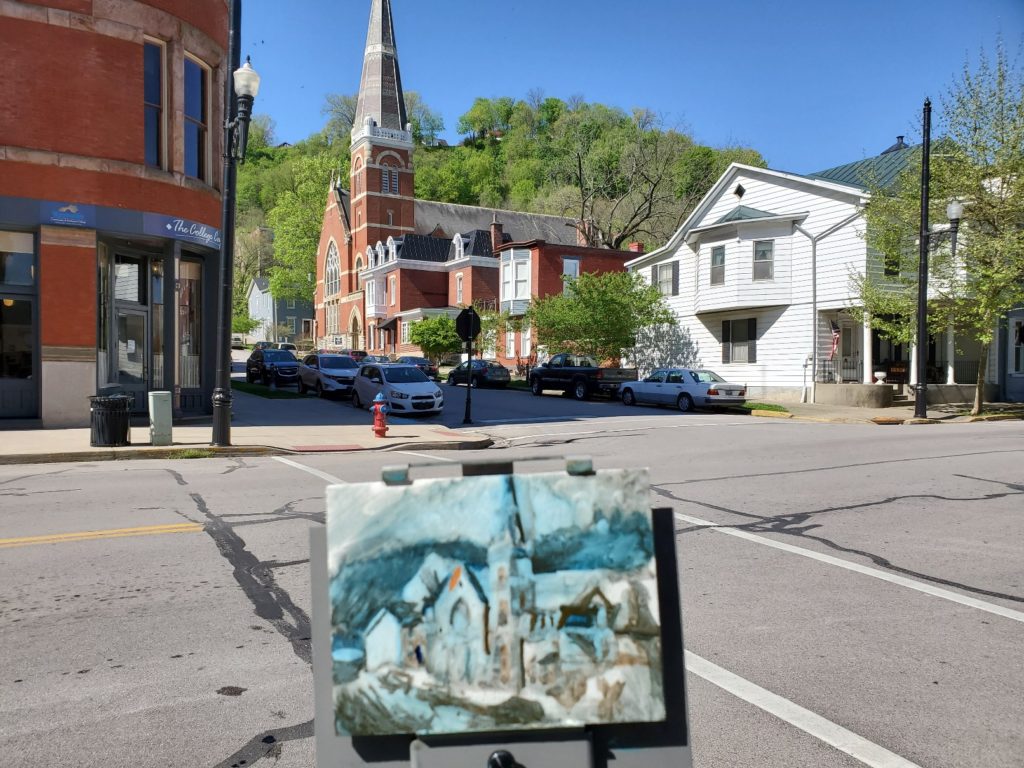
[909,344,918,386]
[862,319,874,383]
[946,323,956,384]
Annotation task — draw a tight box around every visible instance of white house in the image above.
[246,277,314,344]
[627,142,995,405]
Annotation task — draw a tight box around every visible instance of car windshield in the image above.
[486,361,505,369]
[263,350,296,362]
[383,366,429,384]
[403,357,430,365]
[319,356,357,369]
[690,370,725,383]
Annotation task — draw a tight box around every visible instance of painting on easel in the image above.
[326,468,665,736]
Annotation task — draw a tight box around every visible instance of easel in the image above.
[310,456,693,768]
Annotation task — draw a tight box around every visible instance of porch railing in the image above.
[816,359,981,384]
[816,359,863,382]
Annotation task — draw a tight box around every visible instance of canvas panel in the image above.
[325,468,665,737]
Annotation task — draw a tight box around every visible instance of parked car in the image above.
[362,354,392,365]
[272,342,298,354]
[446,359,511,388]
[245,348,299,386]
[352,363,444,414]
[619,368,746,412]
[231,335,246,349]
[336,349,368,362]
[398,355,439,380]
[298,353,360,398]
[529,353,638,400]
[252,340,274,351]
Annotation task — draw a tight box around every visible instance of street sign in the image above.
[455,306,481,341]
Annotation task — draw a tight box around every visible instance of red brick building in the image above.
[0,0,229,425]
[497,240,640,368]
[314,0,580,358]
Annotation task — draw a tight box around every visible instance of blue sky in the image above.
[242,0,1023,174]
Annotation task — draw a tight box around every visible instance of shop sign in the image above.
[143,213,221,248]
[42,202,96,228]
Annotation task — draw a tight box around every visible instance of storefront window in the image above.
[177,261,202,388]
[114,255,146,304]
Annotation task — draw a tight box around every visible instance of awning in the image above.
[378,317,398,332]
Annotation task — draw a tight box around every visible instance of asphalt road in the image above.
[1,410,1022,768]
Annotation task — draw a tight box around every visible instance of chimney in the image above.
[896,135,905,148]
[490,213,503,253]
[628,242,645,254]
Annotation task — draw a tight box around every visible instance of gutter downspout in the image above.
[795,209,863,404]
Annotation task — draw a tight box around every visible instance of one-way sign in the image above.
[455,306,481,341]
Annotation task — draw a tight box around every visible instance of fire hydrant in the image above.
[371,391,389,438]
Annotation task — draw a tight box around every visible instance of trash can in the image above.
[89,394,132,447]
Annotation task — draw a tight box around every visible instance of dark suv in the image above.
[246,349,299,386]
[397,356,439,380]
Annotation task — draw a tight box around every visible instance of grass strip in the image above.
[231,381,306,399]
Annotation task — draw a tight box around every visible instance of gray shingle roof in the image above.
[414,200,577,245]
[396,233,451,263]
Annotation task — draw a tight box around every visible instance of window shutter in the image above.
[650,265,657,287]
[722,320,731,364]
[747,318,757,363]
[671,261,679,296]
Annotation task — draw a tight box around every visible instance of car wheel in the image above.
[447,373,456,386]
[572,380,589,401]
[621,388,636,406]
[530,378,543,396]
[677,393,694,412]
[316,381,324,398]
[297,378,306,394]
[352,391,362,409]
[470,377,479,388]
[246,369,254,383]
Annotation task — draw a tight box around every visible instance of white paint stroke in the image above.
[685,651,923,768]
[273,456,346,485]
[675,512,1024,624]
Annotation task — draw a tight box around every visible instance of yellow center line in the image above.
[0,522,204,548]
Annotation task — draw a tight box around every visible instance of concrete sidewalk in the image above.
[752,400,1024,424]
[0,420,493,464]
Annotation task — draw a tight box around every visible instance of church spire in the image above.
[353,0,408,138]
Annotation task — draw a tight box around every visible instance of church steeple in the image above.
[353,0,408,137]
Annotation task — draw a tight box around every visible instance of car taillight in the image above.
[596,370,604,379]
[707,388,718,395]
[739,389,746,396]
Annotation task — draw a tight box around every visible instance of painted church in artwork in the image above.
[313,0,628,358]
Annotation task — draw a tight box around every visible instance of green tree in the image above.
[323,90,442,146]
[856,43,1024,415]
[232,313,259,335]
[527,271,675,362]
[266,152,339,301]
[409,315,462,362]
[675,144,767,213]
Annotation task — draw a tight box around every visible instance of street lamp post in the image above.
[212,0,261,446]
[913,98,963,419]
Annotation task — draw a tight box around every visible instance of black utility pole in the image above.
[913,98,932,420]
[212,0,243,446]
[463,338,473,425]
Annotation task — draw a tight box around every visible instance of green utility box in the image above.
[148,391,172,446]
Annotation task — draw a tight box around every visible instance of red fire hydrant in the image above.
[371,392,389,438]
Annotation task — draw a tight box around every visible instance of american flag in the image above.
[829,320,841,361]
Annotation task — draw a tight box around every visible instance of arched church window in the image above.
[325,242,340,297]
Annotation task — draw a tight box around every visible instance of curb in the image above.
[0,445,282,466]
[0,438,493,465]
[750,410,793,419]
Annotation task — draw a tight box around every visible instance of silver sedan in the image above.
[619,368,746,412]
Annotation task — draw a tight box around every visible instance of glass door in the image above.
[0,295,37,418]
[116,307,149,413]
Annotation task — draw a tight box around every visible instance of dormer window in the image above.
[453,233,465,260]
[387,236,398,261]
[366,246,375,268]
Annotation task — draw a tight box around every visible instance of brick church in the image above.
[313,0,631,358]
